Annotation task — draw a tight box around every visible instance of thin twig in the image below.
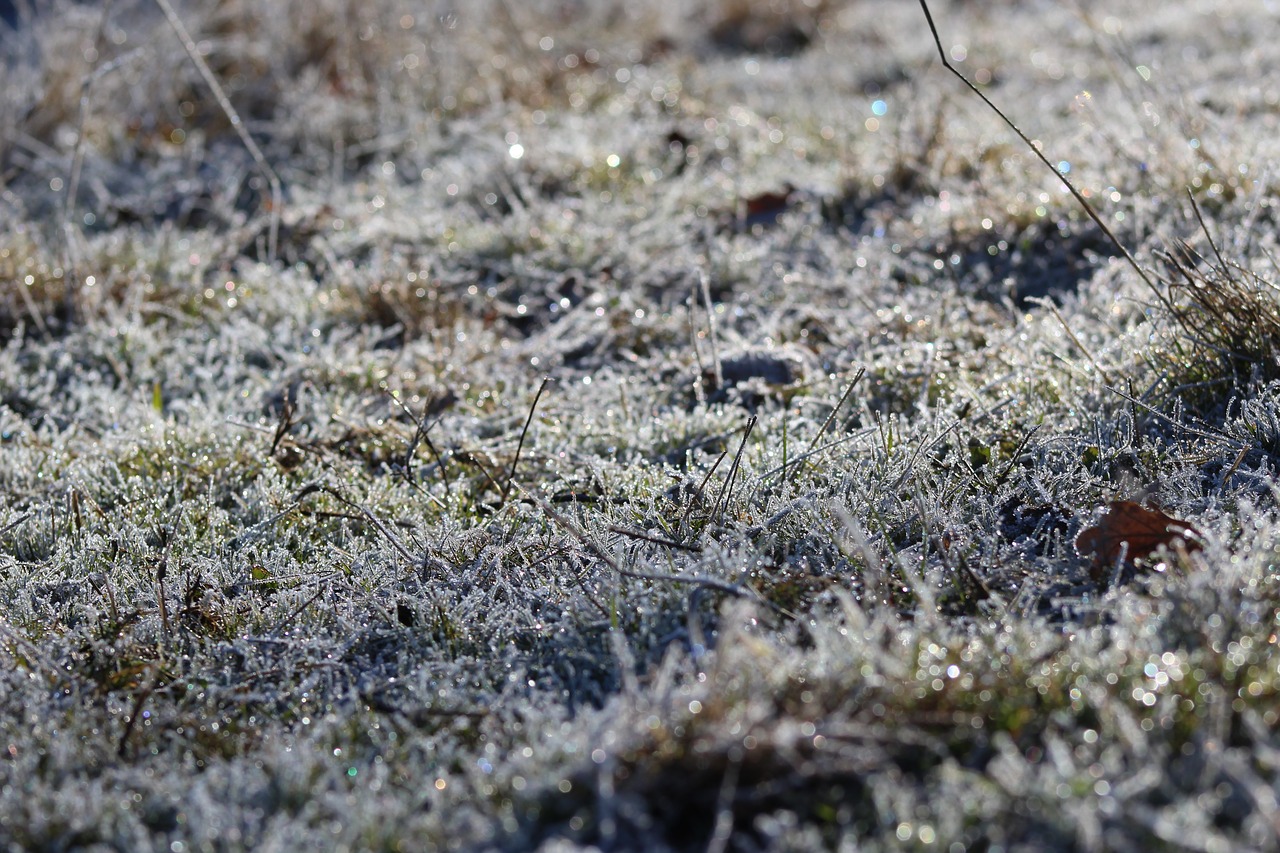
[295,484,418,566]
[267,586,328,635]
[520,485,756,600]
[1027,296,1113,386]
[787,367,865,483]
[457,449,506,498]
[153,0,282,261]
[682,447,729,531]
[714,415,757,525]
[606,524,702,552]
[0,512,32,537]
[61,0,117,318]
[916,0,1166,309]
[1187,188,1231,277]
[991,423,1041,490]
[1097,383,1236,446]
[386,389,452,497]
[502,376,550,505]
[269,395,296,457]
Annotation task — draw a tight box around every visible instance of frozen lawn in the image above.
[3,0,1280,850]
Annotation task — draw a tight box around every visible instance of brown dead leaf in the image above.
[738,185,795,228]
[1075,501,1203,578]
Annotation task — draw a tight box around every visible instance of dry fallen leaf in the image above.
[739,185,795,228]
[1075,501,1203,578]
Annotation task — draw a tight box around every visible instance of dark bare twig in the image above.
[916,0,1167,310]
[294,484,417,566]
[0,512,32,536]
[267,586,328,635]
[386,389,452,497]
[786,367,864,483]
[991,423,1041,490]
[519,484,757,601]
[714,415,757,525]
[607,524,702,553]
[1187,188,1231,278]
[457,450,506,498]
[684,447,729,530]
[502,376,550,506]
[270,394,296,457]
[153,0,282,261]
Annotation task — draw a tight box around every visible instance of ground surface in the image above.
[3,1,1280,850]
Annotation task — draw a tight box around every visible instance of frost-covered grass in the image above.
[3,0,1280,850]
